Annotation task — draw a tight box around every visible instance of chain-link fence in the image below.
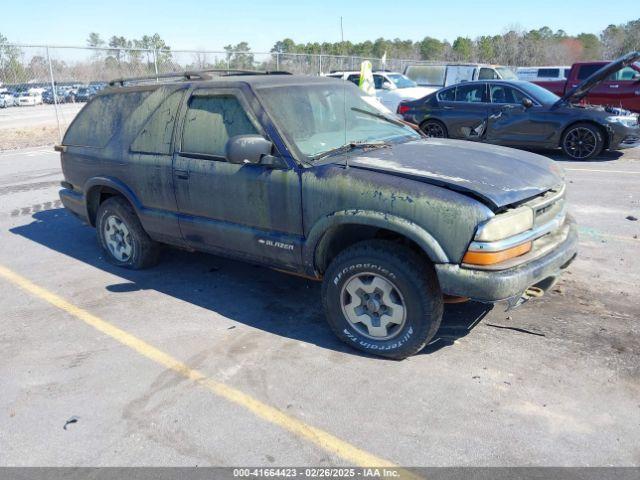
[0,43,439,146]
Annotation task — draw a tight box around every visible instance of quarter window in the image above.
[437,87,456,101]
[131,90,184,154]
[181,95,258,158]
[64,91,151,147]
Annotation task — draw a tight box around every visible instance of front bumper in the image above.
[59,187,89,223]
[610,122,640,150]
[435,215,578,303]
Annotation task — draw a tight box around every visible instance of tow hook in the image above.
[524,286,545,299]
[506,286,546,311]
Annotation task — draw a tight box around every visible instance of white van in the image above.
[404,64,517,88]
[516,66,571,82]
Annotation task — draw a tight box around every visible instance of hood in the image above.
[342,139,563,210]
[390,86,438,99]
[557,51,640,106]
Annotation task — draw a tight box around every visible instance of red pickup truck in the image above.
[534,54,640,112]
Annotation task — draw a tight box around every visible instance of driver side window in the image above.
[490,85,529,104]
[181,94,258,159]
[608,66,640,81]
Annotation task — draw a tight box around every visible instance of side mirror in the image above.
[522,98,534,108]
[381,81,393,90]
[226,135,273,165]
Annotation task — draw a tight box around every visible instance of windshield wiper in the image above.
[312,140,391,162]
[350,107,406,128]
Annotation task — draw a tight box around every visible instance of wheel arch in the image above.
[304,210,449,275]
[84,177,142,226]
[559,120,610,150]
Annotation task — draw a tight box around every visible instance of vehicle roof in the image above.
[516,65,570,70]
[406,63,507,68]
[439,79,533,87]
[104,74,344,93]
[327,71,402,75]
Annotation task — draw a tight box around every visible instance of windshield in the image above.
[518,82,561,104]
[496,67,518,80]
[387,73,417,89]
[257,83,420,160]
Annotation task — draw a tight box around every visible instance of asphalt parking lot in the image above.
[0,145,639,467]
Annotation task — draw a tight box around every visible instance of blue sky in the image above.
[2,0,637,51]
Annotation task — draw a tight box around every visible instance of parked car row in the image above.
[0,83,107,107]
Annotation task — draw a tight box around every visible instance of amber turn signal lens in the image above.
[463,242,532,266]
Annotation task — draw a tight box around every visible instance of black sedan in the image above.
[398,79,640,160]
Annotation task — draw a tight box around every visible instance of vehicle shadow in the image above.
[523,147,624,162]
[11,208,491,359]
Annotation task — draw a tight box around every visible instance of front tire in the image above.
[96,196,160,269]
[322,240,443,359]
[561,123,604,160]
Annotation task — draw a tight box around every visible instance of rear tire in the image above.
[561,123,604,160]
[421,119,448,138]
[322,240,443,359]
[96,196,160,269]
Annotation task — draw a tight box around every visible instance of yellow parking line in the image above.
[0,263,399,469]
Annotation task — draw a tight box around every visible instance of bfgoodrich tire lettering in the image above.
[322,239,443,359]
[96,196,160,269]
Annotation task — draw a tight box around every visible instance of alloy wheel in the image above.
[340,272,407,340]
[103,214,133,262]
[423,122,446,138]
[564,127,597,159]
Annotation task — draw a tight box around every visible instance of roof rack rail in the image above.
[108,69,292,87]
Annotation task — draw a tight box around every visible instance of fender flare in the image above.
[303,210,449,273]
[83,176,142,225]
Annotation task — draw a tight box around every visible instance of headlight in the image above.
[606,116,638,128]
[474,206,534,242]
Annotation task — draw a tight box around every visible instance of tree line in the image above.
[270,18,640,65]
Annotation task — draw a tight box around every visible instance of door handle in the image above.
[174,169,189,179]
[609,84,619,88]
[443,105,454,110]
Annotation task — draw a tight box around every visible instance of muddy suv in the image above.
[58,71,578,358]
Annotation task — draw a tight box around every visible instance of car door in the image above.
[438,83,489,140]
[172,87,303,269]
[587,65,640,111]
[484,84,555,146]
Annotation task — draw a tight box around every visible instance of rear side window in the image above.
[130,90,184,155]
[64,91,151,147]
[576,64,602,80]
[455,84,486,103]
[181,95,258,158]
